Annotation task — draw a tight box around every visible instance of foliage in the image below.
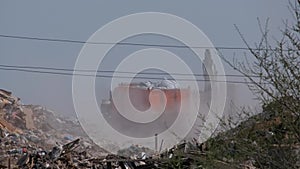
[164,1,300,168]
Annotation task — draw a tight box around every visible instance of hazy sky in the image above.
[0,0,291,116]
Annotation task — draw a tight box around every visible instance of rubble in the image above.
[2,135,161,168]
[0,89,173,168]
[0,88,210,168]
[0,89,109,168]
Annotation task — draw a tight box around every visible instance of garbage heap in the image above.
[0,89,167,168]
[0,89,107,168]
[0,88,208,169]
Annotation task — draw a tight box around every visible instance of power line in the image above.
[0,34,236,49]
[0,67,257,84]
[0,34,296,51]
[0,64,259,78]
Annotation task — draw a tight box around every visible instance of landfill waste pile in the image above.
[0,89,107,168]
[0,89,203,168]
[0,88,222,168]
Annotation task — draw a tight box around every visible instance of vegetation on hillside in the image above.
[165,1,300,168]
